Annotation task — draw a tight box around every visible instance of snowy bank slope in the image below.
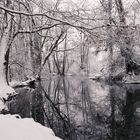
[0,114,62,140]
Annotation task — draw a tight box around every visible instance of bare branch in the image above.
[0,4,108,31]
[15,23,61,34]
[42,31,65,67]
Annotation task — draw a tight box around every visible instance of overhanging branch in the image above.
[0,5,107,31]
[15,23,61,34]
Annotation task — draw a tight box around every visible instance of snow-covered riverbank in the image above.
[0,114,62,140]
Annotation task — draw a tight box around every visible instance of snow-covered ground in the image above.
[0,83,16,111]
[0,83,15,99]
[0,114,62,140]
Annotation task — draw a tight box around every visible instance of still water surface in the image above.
[8,76,140,140]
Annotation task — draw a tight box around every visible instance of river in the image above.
[7,76,140,140]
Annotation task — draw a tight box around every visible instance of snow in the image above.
[10,81,28,88]
[0,83,15,99]
[0,83,16,111]
[0,114,62,140]
[0,99,8,111]
[0,81,17,111]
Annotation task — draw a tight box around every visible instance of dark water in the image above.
[7,76,140,140]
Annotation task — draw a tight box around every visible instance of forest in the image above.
[0,0,140,140]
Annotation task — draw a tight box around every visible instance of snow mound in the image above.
[0,114,62,140]
[0,100,8,111]
[0,84,15,99]
[0,84,16,111]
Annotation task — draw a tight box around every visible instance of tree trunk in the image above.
[115,0,134,74]
[0,30,15,98]
[107,0,113,77]
[30,33,42,77]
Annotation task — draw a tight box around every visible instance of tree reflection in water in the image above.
[7,76,140,140]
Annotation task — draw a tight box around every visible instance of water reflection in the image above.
[8,76,140,140]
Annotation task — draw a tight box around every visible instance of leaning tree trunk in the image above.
[0,28,15,98]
